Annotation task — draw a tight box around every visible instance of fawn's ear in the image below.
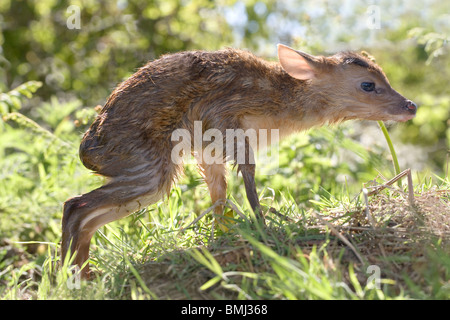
[277,44,321,80]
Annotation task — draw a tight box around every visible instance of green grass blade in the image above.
[378,121,402,187]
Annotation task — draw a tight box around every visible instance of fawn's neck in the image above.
[241,69,342,140]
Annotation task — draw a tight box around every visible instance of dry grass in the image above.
[133,184,449,299]
[311,185,450,295]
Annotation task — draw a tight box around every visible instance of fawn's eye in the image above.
[361,82,375,92]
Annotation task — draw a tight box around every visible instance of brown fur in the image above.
[62,45,416,278]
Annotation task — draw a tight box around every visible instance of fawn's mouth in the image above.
[393,113,416,122]
[388,100,417,122]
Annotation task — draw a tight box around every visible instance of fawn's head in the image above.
[277,44,417,123]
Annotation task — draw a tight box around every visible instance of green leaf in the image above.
[14,81,43,98]
[200,276,222,291]
[9,95,22,110]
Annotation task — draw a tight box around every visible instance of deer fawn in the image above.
[62,44,417,278]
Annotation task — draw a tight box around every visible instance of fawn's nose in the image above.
[404,100,417,113]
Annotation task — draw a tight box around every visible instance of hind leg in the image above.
[238,163,263,219]
[62,166,171,278]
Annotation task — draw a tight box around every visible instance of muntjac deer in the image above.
[62,44,417,278]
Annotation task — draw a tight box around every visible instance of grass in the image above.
[0,93,449,300]
[2,165,449,300]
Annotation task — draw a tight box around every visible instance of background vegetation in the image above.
[0,0,448,300]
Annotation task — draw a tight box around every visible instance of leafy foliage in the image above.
[0,81,42,114]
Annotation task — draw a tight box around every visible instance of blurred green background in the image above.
[1,0,448,169]
[0,0,448,251]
